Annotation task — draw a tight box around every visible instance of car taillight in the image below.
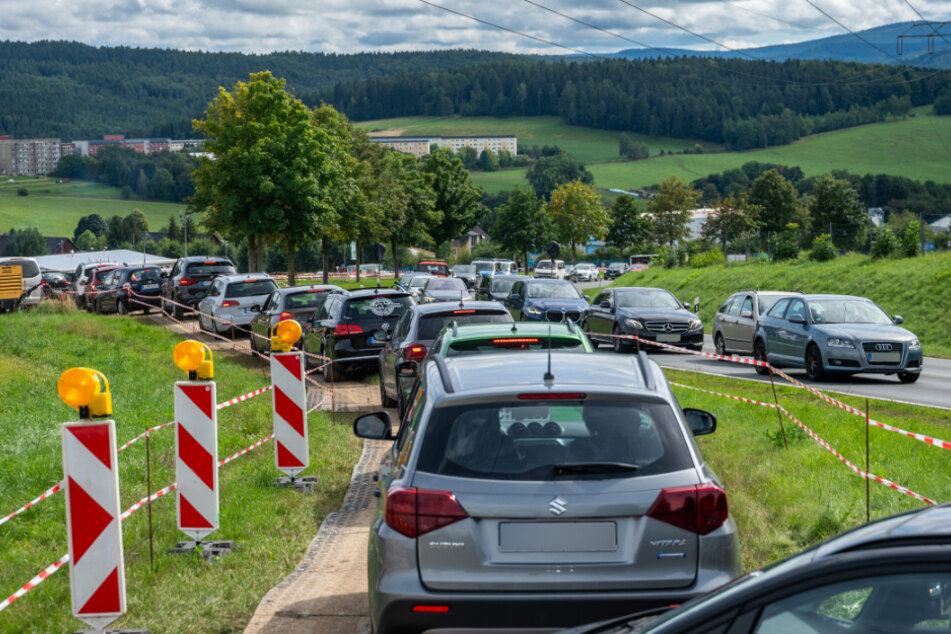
[385,487,468,538]
[279,312,293,321]
[405,345,426,361]
[179,277,198,286]
[221,300,239,307]
[647,484,728,535]
[333,324,364,336]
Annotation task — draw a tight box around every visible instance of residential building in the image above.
[0,137,62,176]
[450,227,490,258]
[45,237,78,255]
[367,136,431,158]
[368,134,518,158]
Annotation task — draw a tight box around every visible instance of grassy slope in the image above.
[0,191,181,236]
[608,252,951,357]
[0,303,362,633]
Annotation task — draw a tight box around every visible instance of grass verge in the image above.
[0,301,362,633]
[674,367,951,572]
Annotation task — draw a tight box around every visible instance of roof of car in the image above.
[525,277,573,284]
[444,321,584,341]
[809,503,951,560]
[181,256,233,263]
[410,300,507,316]
[347,287,412,298]
[731,290,801,296]
[276,284,344,295]
[215,273,274,283]
[799,294,870,301]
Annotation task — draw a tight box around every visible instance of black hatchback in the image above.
[303,288,415,381]
[96,265,164,315]
[161,256,236,319]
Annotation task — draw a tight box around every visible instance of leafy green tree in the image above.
[73,214,108,241]
[701,193,761,253]
[648,176,701,248]
[477,150,499,172]
[772,222,801,260]
[526,153,593,199]
[619,134,649,159]
[807,175,866,250]
[140,239,158,254]
[545,180,608,264]
[456,147,478,170]
[491,185,550,270]
[123,209,150,246]
[74,230,98,251]
[165,214,182,242]
[1,228,46,256]
[808,233,836,261]
[106,214,131,248]
[606,195,651,255]
[157,237,184,258]
[747,169,808,237]
[870,226,898,258]
[421,148,483,254]
[900,220,921,257]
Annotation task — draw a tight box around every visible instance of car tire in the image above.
[898,372,920,384]
[582,322,600,349]
[753,339,770,376]
[172,298,184,321]
[380,378,397,408]
[714,333,727,356]
[322,347,341,383]
[805,344,826,381]
[612,326,630,353]
[117,301,127,316]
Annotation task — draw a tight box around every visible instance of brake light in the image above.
[492,338,540,344]
[203,260,219,265]
[385,487,468,538]
[221,301,239,307]
[179,277,198,286]
[405,345,426,361]
[452,309,476,314]
[279,312,293,321]
[518,393,586,400]
[306,289,328,293]
[647,484,728,535]
[412,605,450,613]
[333,324,364,336]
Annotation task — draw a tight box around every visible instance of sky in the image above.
[0,0,945,55]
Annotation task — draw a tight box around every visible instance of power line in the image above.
[716,0,812,30]
[801,0,899,60]
[520,0,664,53]
[900,0,951,49]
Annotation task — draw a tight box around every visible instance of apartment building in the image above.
[367,136,431,158]
[0,137,63,176]
[368,134,517,159]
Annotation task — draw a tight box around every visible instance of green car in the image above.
[431,321,595,357]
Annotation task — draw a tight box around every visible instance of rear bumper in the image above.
[332,340,384,368]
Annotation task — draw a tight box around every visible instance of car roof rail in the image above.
[432,354,455,393]
[636,350,655,391]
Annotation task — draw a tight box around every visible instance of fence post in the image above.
[764,351,788,449]
[865,398,871,523]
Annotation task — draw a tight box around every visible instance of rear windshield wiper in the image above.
[553,462,639,476]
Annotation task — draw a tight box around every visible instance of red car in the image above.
[84,266,120,312]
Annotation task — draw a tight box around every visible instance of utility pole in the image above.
[181,209,188,258]
[920,212,925,256]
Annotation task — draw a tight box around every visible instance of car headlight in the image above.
[624,318,644,330]
[525,306,543,315]
[689,319,702,331]
[827,338,854,348]
[909,338,921,350]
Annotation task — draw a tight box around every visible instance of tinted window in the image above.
[615,289,680,309]
[225,279,277,298]
[526,282,582,300]
[473,261,495,273]
[786,299,806,322]
[417,311,511,340]
[343,295,413,321]
[757,294,786,314]
[426,278,467,291]
[417,262,450,276]
[128,268,161,283]
[285,291,333,310]
[1,260,40,277]
[718,296,736,315]
[186,261,236,276]
[453,265,476,276]
[417,400,692,481]
[767,298,791,317]
[448,336,585,356]
[490,277,520,294]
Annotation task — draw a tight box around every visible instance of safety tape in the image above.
[0,483,61,528]
[669,381,777,408]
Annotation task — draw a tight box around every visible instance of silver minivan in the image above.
[712,290,798,356]
[0,257,43,309]
[353,351,740,633]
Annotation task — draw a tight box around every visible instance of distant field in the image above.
[0,176,122,198]
[469,168,529,194]
[0,193,182,236]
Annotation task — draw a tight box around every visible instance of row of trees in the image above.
[53,147,198,203]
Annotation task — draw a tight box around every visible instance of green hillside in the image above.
[608,252,951,358]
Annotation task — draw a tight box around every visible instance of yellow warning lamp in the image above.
[173,340,214,381]
[271,319,302,353]
[57,367,113,420]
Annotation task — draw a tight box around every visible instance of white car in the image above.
[73,261,119,308]
[196,273,278,334]
[571,262,599,282]
[0,256,43,309]
[534,259,566,279]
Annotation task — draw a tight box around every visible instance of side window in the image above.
[394,379,426,468]
[767,298,791,318]
[786,298,806,322]
[171,261,181,277]
[594,292,608,306]
[207,280,220,298]
[718,296,735,315]
[513,282,524,297]
[392,311,412,344]
[740,296,754,317]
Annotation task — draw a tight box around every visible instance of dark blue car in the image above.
[504,278,589,322]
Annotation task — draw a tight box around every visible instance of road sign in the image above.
[174,381,219,541]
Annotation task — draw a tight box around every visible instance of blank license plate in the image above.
[868,352,900,363]
[142,284,158,291]
[657,334,681,343]
[499,522,617,553]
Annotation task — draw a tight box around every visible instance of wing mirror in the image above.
[740,309,753,319]
[892,315,904,324]
[508,293,520,302]
[683,408,717,436]
[582,294,590,301]
[683,301,690,310]
[600,300,612,309]
[788,314,806,324]
[352,412,393,440]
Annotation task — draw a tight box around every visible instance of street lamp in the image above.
[180,209,189,257]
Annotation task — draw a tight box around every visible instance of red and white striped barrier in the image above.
[0,481,62,527]
[669,381,777,408]
[174,381,219,541]
[61,419,126,630]
[271,352,309,477]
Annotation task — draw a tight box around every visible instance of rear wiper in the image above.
[553,462,639,476]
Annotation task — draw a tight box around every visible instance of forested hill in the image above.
[0,41,522,139]
[318,57,951,150]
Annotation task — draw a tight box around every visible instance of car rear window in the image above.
[417,311,511,340]
[416,400,692,481]
[285,291,334,310]
[417,262,450,276]
[344,295,413,320]
[128,268,162,283]
[1,260,40,277]
[225,279,277,298]
[186,262,236,276]
[426,278,467,292]
[447,336,585,356]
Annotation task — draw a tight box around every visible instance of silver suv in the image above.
[353,351,740,633]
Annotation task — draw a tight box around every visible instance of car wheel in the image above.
[380,377,397,408]
[805,344,826,381]
[898,372,920,384]
[322,347,341,382]
[612,326,630,353]
[117,300,127,316]
[582,322,600,349]
[714,333,727,356]
[753,339,770,376]
[173,299,184,321]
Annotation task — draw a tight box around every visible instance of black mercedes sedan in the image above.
[583,287,703,353]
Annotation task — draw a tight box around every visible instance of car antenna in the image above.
[459,289,465,308]
[544,318,554,388]
[511,321,518,334]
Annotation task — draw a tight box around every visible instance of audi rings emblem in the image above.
[874,343,893,351]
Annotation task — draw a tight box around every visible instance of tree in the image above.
[74,230,98,251]
[900,220,921,257]
[421,148,483,254]
[491,185,551,270]
[73,214,108,241]
[526,153,593,199]
[619,134,649,160]
[456,146,478,170]
[477,149,499,172]
[807,175,866,251]
[123,209,150,246]
[648,176,701,248]
[545,180,608,264]
[747,169,808,237]
[1,228,46,257]
[106,214,131,248]
[701,194,761,253]
[606,195,651,255]
[191,71,342,285]
[165,214,182,242]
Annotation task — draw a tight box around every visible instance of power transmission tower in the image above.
[897,21,951,55]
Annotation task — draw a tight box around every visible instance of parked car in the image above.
[302,288,415,381]
[585,287,704,353]
[505,278,590,322]
[712,290,799,356]
[570,262,599,282]
[419,276,470,303]
[534,259,567,279]
[604,262,630,280]
[0,256,43,310]
[84,266,121,312]
[72,262,118,309]
[416,259,450,277]
[430,320,595,359]
[378,301,513,415]
[161,256,236,319]
[403,274,432,300]
[476,274,530,302]
[247,284,344,356]
[196,273,278,335]
[451,264,479,289]
[753,294,923,382]
[472,258,518,276]
[352,351,737,634]
[95,265,164,315]
[564,502,951,634]
[41,270,71,299]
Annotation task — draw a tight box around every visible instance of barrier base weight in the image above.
[167,540,234,562]
[273,475,320,493]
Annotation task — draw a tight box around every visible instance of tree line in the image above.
[52,147,198,203]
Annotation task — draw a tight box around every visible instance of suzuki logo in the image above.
[548,496,567,516]
[874,343,893,351]
[664,322,673,333]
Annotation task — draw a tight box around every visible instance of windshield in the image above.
[417,400,692,481]
[453,265,476,275]
[285,291,334,310]
[344,295,413,321]
[473,261,495,273]
[417,311,512,340]
[526,282,581,300]
[576,264,596,271]
[608,263,625,270]
[616,289,681,310]
[186,262,236,276]
[427,278,467,292]
[448,336,585,356]
[1,260,40,277]
[225,279,277,298]
[808,299,893,325]
[490,278,520,294]
[536,261,554,269]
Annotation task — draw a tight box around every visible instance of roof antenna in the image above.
[511,321,518,334]
[544,317,554,388]
[459,289,465,308]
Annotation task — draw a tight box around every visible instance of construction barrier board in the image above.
[271,351,309,477]
[174,381,219,542]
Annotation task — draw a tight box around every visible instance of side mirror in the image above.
[788,314,806,324]
[396,361,417,378]
[600,300,612,309]
[508,293,520,302]
[683,301,690,310]
[893,315,904,324]
[683,408,717,436]
[352,412,393,440]
[740,309,753,319]
[582,294,590,301]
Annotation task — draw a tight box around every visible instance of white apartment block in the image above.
[429,136,517,157]
[0,138,62,176]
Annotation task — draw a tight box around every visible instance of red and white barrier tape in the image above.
[0,555,70,611]
[0,483,62,528]
[669,381,777,408]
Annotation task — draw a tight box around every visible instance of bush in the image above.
[808,233,836,262]
[187,237,217,258]
[900,221,920,258]
[690,247,725,268]
[772,223,800,261]
[157,237,184,259]
[870,226,898,259]
[16,188,28,196]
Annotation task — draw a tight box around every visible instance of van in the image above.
[533,259,566,279]
[0,257,43,309]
